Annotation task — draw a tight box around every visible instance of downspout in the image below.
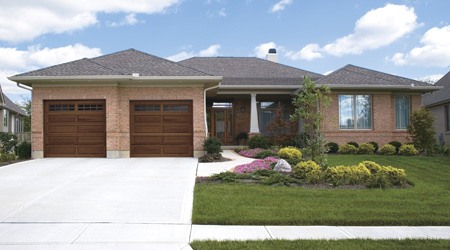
[204,83,221,138]
[17,83,32,91]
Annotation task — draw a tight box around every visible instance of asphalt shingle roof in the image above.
[13,49,211,77]
[179,57,323,85]
[423,71,450,106]
[316,64,431,87]
[3,94,26,116]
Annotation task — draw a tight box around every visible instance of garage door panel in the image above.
[45,100,106,157]
[47,136,77,145]
[48,115,77,123]
[134,115,161,123]
[78,136,106,145]
[77,114,105,122]
[133,136,162,145]
[133,125,161,133]
[130,100,193,157]
[163,136,191,145]
[77,125,105,133]
[48,125,77,133]
[162,115,191,123]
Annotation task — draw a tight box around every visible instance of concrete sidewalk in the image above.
[197,150,254,176]
[190,225,450,241]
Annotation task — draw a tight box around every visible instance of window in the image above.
[339,95,372,129]
[395,96,410,129]
[49,104,75,111]
[78,104,104,111]
[258,101,290,135]
[3,110,8,127]
[446,105,450,132]
[163,105,189,112]
[134,105,160,112]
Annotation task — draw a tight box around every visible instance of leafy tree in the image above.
[17,98,31,132]
[291,77,331,166]
[407,108,436,155]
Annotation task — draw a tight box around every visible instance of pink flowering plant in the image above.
[238,148,277,158]
[234,157,279,174]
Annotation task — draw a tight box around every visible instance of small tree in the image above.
[291,77,331,165]
[407,108,436,155]
[267,102,295,146]
[17,98,31,132]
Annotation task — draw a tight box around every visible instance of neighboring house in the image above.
[0,85,26,135]
[422,71,450,145]
[8,49,440,158]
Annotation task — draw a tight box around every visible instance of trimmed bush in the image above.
[0,153,16,162]
[248,135,270,149]
[262,173,294,186]
[367,166,407,188]
[388,141,402,153]
[338,144,357,154]
[325,164,371,186]
[347,141,359,148]
[368,141,379,152]
[378,144,397,155]
[357,143,375,155]
[326,142,339,153]
[203,137,222,154]
[359,161,382,174]
[399,144,419,156]
[292,160,322,184]
[16,141,32,159]
[254,149,278,159]
[278,147,302,160]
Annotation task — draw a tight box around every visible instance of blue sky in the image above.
[1,0,449,102]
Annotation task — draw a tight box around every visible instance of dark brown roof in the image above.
[179,57,323,85]
[423,71,450,106]
[317,64,432,87]
[13,49,211,77]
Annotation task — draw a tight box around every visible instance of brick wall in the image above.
[322,93,422,145]
[32,85,205,158]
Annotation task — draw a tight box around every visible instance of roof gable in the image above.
[317,64,431,87]
[13,49,211,78]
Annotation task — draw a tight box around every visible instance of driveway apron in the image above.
[0,158,197,248]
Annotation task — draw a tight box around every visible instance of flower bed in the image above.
[234,157,279,174]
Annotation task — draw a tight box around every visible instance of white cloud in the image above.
[323,4,418,56]
[0,44,102,99]
[270,0,293,13]
[0,0,180,42]
[416,74,444,84]
[218,8,227,17]
[286,4,419,61]
[167,44,221,61]
[107,13,143,27]
[253,42,279,58]
[285,43,322,61]
[389,25,450,67]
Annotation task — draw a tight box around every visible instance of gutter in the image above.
[204,82,221,138]
[8,75,223,81]
[16,83,32,91]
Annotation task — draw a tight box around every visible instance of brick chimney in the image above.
[266,48,278,63]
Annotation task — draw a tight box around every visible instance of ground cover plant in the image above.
[191,239,450,250]
[193,155,450,226]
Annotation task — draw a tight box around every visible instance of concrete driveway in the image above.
[0,158,197,249]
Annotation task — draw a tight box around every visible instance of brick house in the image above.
[8,49,440,158]
[423,71,450,145]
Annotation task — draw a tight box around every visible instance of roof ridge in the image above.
[85,58,124,75]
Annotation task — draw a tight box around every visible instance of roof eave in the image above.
[316,84,443,92]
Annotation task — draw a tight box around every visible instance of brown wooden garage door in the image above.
[44,100,106,157]
[130,101,193,157]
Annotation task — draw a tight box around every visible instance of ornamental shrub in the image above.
[368,141,379,152]
[367,166,407,188]
[388,141,402,153]
[398,144,419,156]
[378,144,396,155]
[359,161,382,174]
[16,141,31,159]
[326,142,339,153]
[357,143,375,155]
[262,173,294,186]
[248,135,270,149]
[0,132,18,154]
[408,108,437,155]
[203,137,222,155]
[211,172,237,182]
[338,144,357,154]
[347,141,359,148]
[254,149,278,159]
[239,148,265,158]
[325,165,371,186]
[278,146,302,160]
[292,160,322,183]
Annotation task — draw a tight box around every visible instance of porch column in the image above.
[250,93,260,134]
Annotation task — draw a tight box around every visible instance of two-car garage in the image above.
[44,100,193,158]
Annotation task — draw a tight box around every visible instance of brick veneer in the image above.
[322,93,422,145]
[32,85,205,158]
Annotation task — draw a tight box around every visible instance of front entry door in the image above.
[213,109,234,144]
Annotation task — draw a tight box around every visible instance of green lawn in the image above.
[190,239,450,250]
[193,155,450,225]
